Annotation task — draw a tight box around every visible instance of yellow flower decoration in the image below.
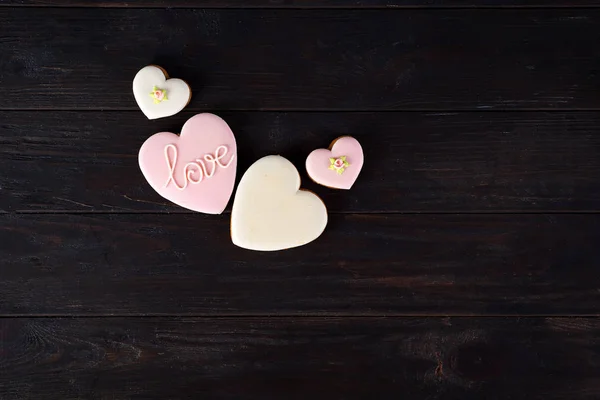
[149,86,168,104]
[329,156,350,175]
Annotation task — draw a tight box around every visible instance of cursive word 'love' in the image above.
[163,144,235,190]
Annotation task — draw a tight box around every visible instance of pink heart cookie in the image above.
[138,113,237,214]
[305,136,364,190]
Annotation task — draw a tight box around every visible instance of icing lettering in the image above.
[164,144,234,190]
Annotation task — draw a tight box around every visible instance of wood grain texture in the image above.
[1,8,600,111]
[5,0,600,7]
[1,213,599,315]
[1,317,599,399]
[3,111,600,213]
[2,0,598,397]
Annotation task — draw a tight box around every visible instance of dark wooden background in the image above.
[1,0,600,399]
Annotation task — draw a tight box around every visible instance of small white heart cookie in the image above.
[133,65,191,120]
[231,155,328,251]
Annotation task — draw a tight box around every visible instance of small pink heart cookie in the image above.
[306,136,364,190]
[138,113,237,214]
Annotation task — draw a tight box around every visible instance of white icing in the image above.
[164,144,234,190]
[231,155,328,251]
[133,66,191,120]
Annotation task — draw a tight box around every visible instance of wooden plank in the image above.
[1,9,599,110]
[1,316,599,399]
[5,0,600,7]
[3,111,600,213]
[1,213,599,315]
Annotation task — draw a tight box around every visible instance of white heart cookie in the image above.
[231,155,328,251]
[133,65,191,120]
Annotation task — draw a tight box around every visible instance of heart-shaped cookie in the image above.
[138,113,237,214]
[231,155,328,251]
[133,65,191,120]
[306,136,364,190]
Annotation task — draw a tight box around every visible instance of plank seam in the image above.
[3,5,600,9]
[6,210,600,215]
[0,314,597,318]
[1,108,600,113]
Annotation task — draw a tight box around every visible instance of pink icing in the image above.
[333,158,345,169]
[138,113,237,214]
[305,136,364,190]
[164,144,234,190]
